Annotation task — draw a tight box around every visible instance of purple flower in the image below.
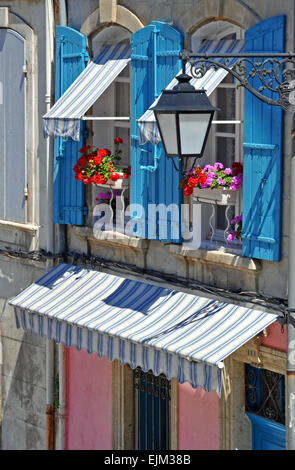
[233,175,241,184]
[217,177,225,186]
[206,171,216,178]
[230,175,242,191]
[231,214,242,225]
[224,168,232,175]
[97,192,111,199]
[227,231,235,242]
[202,164,215,172]
[214,162,224,170]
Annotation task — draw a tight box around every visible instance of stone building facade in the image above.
[0,0,293,450]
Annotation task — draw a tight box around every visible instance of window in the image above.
[134,368,171,450]
[245,364,285,425]
[186,24,244,251]
[197,72,243,248]
[89,28,131,232]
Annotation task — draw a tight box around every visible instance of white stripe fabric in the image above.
[9,263,277,395]
[43,43,131,141]
[137,39,244,145]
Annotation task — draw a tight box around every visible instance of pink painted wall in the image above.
[177,383,219,450]
[262,323,287,352]
[65,347,112,450]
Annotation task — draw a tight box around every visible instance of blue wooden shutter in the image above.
[131,22,183,242]
[242,16,285,261]
[53,26,88,225]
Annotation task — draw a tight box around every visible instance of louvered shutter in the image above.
[0,29,26,223]
[130,22,183,242]
[242,16,285,261]
[53,26,88,225]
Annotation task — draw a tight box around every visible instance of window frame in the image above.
[185,24,244,252]
[86,28,132,233]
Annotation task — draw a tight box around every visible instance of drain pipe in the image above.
[56,0,68,451]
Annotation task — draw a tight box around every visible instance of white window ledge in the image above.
[0,219,39,234]
[170,244,261,272]
[73,225,149,250]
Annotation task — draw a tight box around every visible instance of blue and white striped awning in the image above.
[43,43,130,141]
[137,39,244,146]
[9,263,277,395]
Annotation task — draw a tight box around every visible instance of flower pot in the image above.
[192,187,240,206]
[95,174,129,190]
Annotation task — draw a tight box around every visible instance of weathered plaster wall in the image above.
[65,347,112,450]
[0,0,51,450]
[178,383,219,450]
[0,256,47,449]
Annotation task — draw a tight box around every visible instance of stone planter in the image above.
[95,175,129,190]
[192,187,240,206]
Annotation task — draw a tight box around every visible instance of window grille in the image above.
[245,364,285,425]
[134,367,171,450]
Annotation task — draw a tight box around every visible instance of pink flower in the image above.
[206,171,215,178]
[227,231,236,242]
[217,177,225,186]
[230,176,242,191]
[224,168,232,175]
[214,162,224,170]
[202,164,215,172]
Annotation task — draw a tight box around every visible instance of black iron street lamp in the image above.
[151,72,219,166]
[152,49,295,173]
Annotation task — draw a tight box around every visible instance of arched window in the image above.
[189,21,244,250]
[89,26,131,231]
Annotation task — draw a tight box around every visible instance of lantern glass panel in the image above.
[179,113,211,155]
[157,113,178,155]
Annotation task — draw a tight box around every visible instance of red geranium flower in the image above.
[97,148,108,158]
[79,145,91,154]
[232,162,243,176]
[183,186,193,197]
[188,177,197,188]
[109,173,120,182]
[75,172,83,181]
[93,155,102,166]
[196,172,206,185]
[114,137,123,144]
[74,141,124,185]
[77,156,87,166]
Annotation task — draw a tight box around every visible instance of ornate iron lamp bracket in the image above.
[180,49,295,110]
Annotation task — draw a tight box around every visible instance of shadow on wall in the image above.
[1,321,46,450]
